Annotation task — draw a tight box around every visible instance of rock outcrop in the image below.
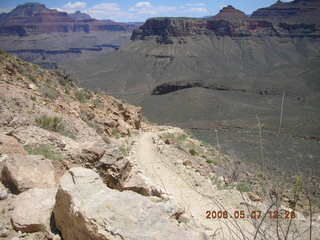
[0,48,318,240]
[0,3,138,36]
[131,1,320,41]
[66,0,320,193]
[54,167,206,240]
[11,188,57,234]
[0,51,158,240]
[0,134,27,156]
[1,155,57,193]
[212,5,249,21]
[252,0,320,22]
[0,51,143,142]
[69,11,92,21]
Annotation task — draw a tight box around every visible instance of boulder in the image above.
[247,192,262,202]
[122,172,166,198]
[0,154,9,178]
[1,155,57,193]
[75,142,107,166]
[54,167,206,240]
[96,149,167,198]
[11,188,57,235]
[0,183,8,200]
[0,134,27,175]
[0,222,9,238]
[96,150,130,188]
[0,134,27,156]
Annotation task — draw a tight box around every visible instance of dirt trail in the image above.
[136,132,256,239]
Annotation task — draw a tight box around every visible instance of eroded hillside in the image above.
[64,1,320,179]
[0,52,319,239]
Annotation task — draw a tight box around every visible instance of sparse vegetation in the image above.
[93,98,104,109]
[80,110,100,132]
[75,88,92,103]
[176,134,188,145]
[24,144,64,161]
[63,83,73,95]
[40,86,59,100]
[119,144,130,157]
[111,128,123,139]
[206,159,217,164]
[35,115,64,132]
[236,182,252,192]
[35,115,74,138]
[27,74,37,83]
[189,148,198,156]
[56,71,74,87]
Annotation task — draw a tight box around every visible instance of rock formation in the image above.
[54,167,206,240]
[69,11,92,21]
[131,2,320,41]
[1,155,57,193]
[0,3,138,36]
[251,0,320,22]
[65,0,320,184]
[11,188,57,235]
[0,50,318,239]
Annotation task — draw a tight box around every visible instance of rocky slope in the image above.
[71,2,320,94]
[64,0,320,178]
[0,51,319,239]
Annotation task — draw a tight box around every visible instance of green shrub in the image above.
[40,86,59,100]
[75,88,92,103]
[24,144,63,161]
[27,74,37,83]
[177,134,188,145]
[63,83,74,95]
[35,115,74,138]
[236,182,252,192]
[93,98,104,109]
[111,128,122,139]
[56,72,72,86]
[161,133,175,140]
[36,115,64,132]
[119,144,130,157]
[206,159,216,164]
[189,149,198,156]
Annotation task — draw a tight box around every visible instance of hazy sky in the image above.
[0,0,293,22]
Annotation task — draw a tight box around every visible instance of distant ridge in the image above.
[0,2,139,36]
[212,5,249,21]
[69,11,92,21]
[251,0,320,22]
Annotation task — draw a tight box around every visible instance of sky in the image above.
[0,0,293,22]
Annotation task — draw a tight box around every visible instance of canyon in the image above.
[0,51,318,239]
[0,3,140,69]
[64,0,320,177]
[0,1,320,239]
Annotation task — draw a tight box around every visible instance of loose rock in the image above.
[11,188,57,235]
[247,192,262,202]
[0,189,8,200]
[0,134,27,156]
[54,167,206,240]
[1,155,57,193]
